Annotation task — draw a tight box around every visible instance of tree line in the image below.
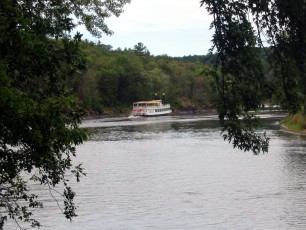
[69,41,219,115]
[69,41,282,117]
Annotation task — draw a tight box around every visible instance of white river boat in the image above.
[131,100,172,116]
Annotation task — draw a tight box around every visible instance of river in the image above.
[9,114,306,229]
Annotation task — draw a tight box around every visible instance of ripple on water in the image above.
[8,115,306,230]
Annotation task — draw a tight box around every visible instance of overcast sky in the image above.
[80,0,214,57]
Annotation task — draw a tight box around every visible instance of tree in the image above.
[200,0,306,154]
[133,42,151,56]
[0,0,130,228]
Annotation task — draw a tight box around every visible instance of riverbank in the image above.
[281,113,306,135]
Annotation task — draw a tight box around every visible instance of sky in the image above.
[79,0,214,57]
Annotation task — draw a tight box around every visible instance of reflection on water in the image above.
[87,116,220,142]
[9,114,306,230]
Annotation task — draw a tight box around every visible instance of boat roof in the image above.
[133,100,162,104]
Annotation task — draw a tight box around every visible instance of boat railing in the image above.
[133,103,170,109]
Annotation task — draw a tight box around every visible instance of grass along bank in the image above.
[282,113,306,135]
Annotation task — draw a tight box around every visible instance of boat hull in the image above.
[142,110,172,117]
[131,109,172,117]
[131,100,172,117]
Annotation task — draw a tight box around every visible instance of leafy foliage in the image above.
[200,0,306,154]
[0,0,129,229]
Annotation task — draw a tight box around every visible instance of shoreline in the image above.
[280,124,306,136]
[280,113,306,136]
[82,108,218,120]
[82,109,287,121]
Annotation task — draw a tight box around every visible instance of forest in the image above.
[70,41,277,117]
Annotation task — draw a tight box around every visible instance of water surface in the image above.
[11,114,306,229]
